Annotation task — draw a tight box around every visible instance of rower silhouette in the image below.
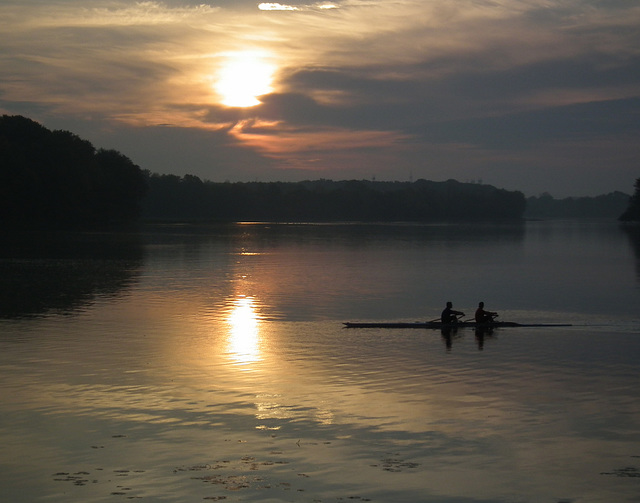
[475,302,498,323]
[441,301,464,324]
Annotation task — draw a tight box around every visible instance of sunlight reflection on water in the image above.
[226,295,262,365]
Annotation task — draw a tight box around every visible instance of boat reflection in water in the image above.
[226,295,262,365]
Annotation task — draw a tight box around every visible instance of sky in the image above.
[1,0,639,197]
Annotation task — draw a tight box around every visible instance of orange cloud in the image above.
[229,119,411,158]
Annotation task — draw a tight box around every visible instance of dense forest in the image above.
[3,114,636,225]
[0,115,147,228]
[141,174,526,222]
[525,191,630,220]
[619,178,640,222]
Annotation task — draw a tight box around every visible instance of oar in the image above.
[439,314,465,323]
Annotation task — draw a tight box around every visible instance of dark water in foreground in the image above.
[1,221,639,502]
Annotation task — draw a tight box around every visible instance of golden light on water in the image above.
[214,51,275,107]
[227,296,261,364]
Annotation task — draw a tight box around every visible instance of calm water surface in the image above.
[1,221,639,503]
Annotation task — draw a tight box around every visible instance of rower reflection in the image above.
[441,328,459,352]
[475,326,494,350]
[227,296,261,364]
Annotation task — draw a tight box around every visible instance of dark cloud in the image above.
[441,55,640,100]
[408,97,640,148]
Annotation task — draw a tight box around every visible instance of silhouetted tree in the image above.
[91,149,148,223]
[0,115,147,228]
[619,178,640,222]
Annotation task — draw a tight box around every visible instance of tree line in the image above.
[525,191,630,220]
[3,114,638,226]
[141,175,526,222]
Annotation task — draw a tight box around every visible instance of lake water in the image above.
[1,221,639,503]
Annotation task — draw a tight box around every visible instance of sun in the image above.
[215,52,275,107]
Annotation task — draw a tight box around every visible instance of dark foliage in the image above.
[526,191,630,220]
[142,175,526,222]
[619,178,640,222]
[0,115,148,228]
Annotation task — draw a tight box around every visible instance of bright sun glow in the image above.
[215,52,275,107]
[227,296,261,364]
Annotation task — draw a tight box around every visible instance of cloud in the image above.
[258,1,339,10]
[259,3,300,11]
[229,117,410,155]
[1,0,639,195]
[4,0,638,122]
